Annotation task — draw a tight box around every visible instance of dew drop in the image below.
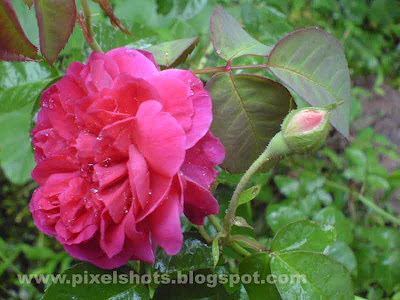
[102,157,112,167]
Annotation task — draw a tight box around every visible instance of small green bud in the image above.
[281,107,331,154]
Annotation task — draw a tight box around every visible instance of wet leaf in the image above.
[42,263,150,300]
[238,184,261,206]
[313,207,353,244]
[239,253,281,300]
[210,6,271,61]
[0,0,37,61]
[267,28,351,138]
[375,251,400,294]
[206,73,291,173]
[328,240,357,274]
[0,61,56,184]
[271,220,336,254]
[154,233,213,274]
[34,0,76,65]
[266,205,307,233]
[145,37,200,68]
[271,251,353,300]
[233,216,253,230]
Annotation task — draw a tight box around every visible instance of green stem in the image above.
[325,180,400,226]
[232,235,268,252]
[197,226,212,243]
[0,250,22,276]
[230,242,251,257]
[208,215,224,233]
[192,64,268,74]
[355,297,367,300]
[224,132,289,236]
[80,0,103,53]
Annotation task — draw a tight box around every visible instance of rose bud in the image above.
[281,107,332,154]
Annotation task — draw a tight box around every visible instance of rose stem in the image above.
[80,0,103,53]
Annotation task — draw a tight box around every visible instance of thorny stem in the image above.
[80,0,103,53]
[191,64,268,74]
[325,180,400,226]
[224,132,287,237]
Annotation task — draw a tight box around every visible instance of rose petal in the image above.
[31,155,79,185]
[146,73,194,131]
[107,48,158,78]
[134,100,186,177]
[150,184,183,255]
[112,74,160,116]
[183,178,219,225]
[128,144,149,209]
[181,132,225,189]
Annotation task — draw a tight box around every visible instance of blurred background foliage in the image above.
[1,0,399,299]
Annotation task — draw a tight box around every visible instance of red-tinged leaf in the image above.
[34,0,76,65]
[93,0,133,36]
[24,0,33,9]
[0,0,37,61]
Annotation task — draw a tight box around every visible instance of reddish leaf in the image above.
[34,0,76,65]
[93,0,133,36]
[0,0,37,61]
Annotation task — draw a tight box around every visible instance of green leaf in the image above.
[206,73,292,173]
[233,216,253,230]
[239,253,281,300]
[42,263,150,300]
[0,61,56,184]
[358,227,400,250]
[212,234,221,268]
[34,0,76,65]
[266,205,307,233]
[327,240,357,275]
[271,220,336,254]
[154,233,213,273]
[313,207,353,244]
[153,270,238,300]
[0,0,37,61]
[210,6,272,61]
[271,251,354,300]
[274,175,300,198]
[97,21,159,52]
[144,37,200,68]
[238,184,261,206]
[0,106,35,184]
[267,28,351,139]
[375,251,400,294]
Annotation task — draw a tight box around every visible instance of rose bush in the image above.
[29,48,225,269]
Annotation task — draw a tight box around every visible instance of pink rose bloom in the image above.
[30,48,225,269]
